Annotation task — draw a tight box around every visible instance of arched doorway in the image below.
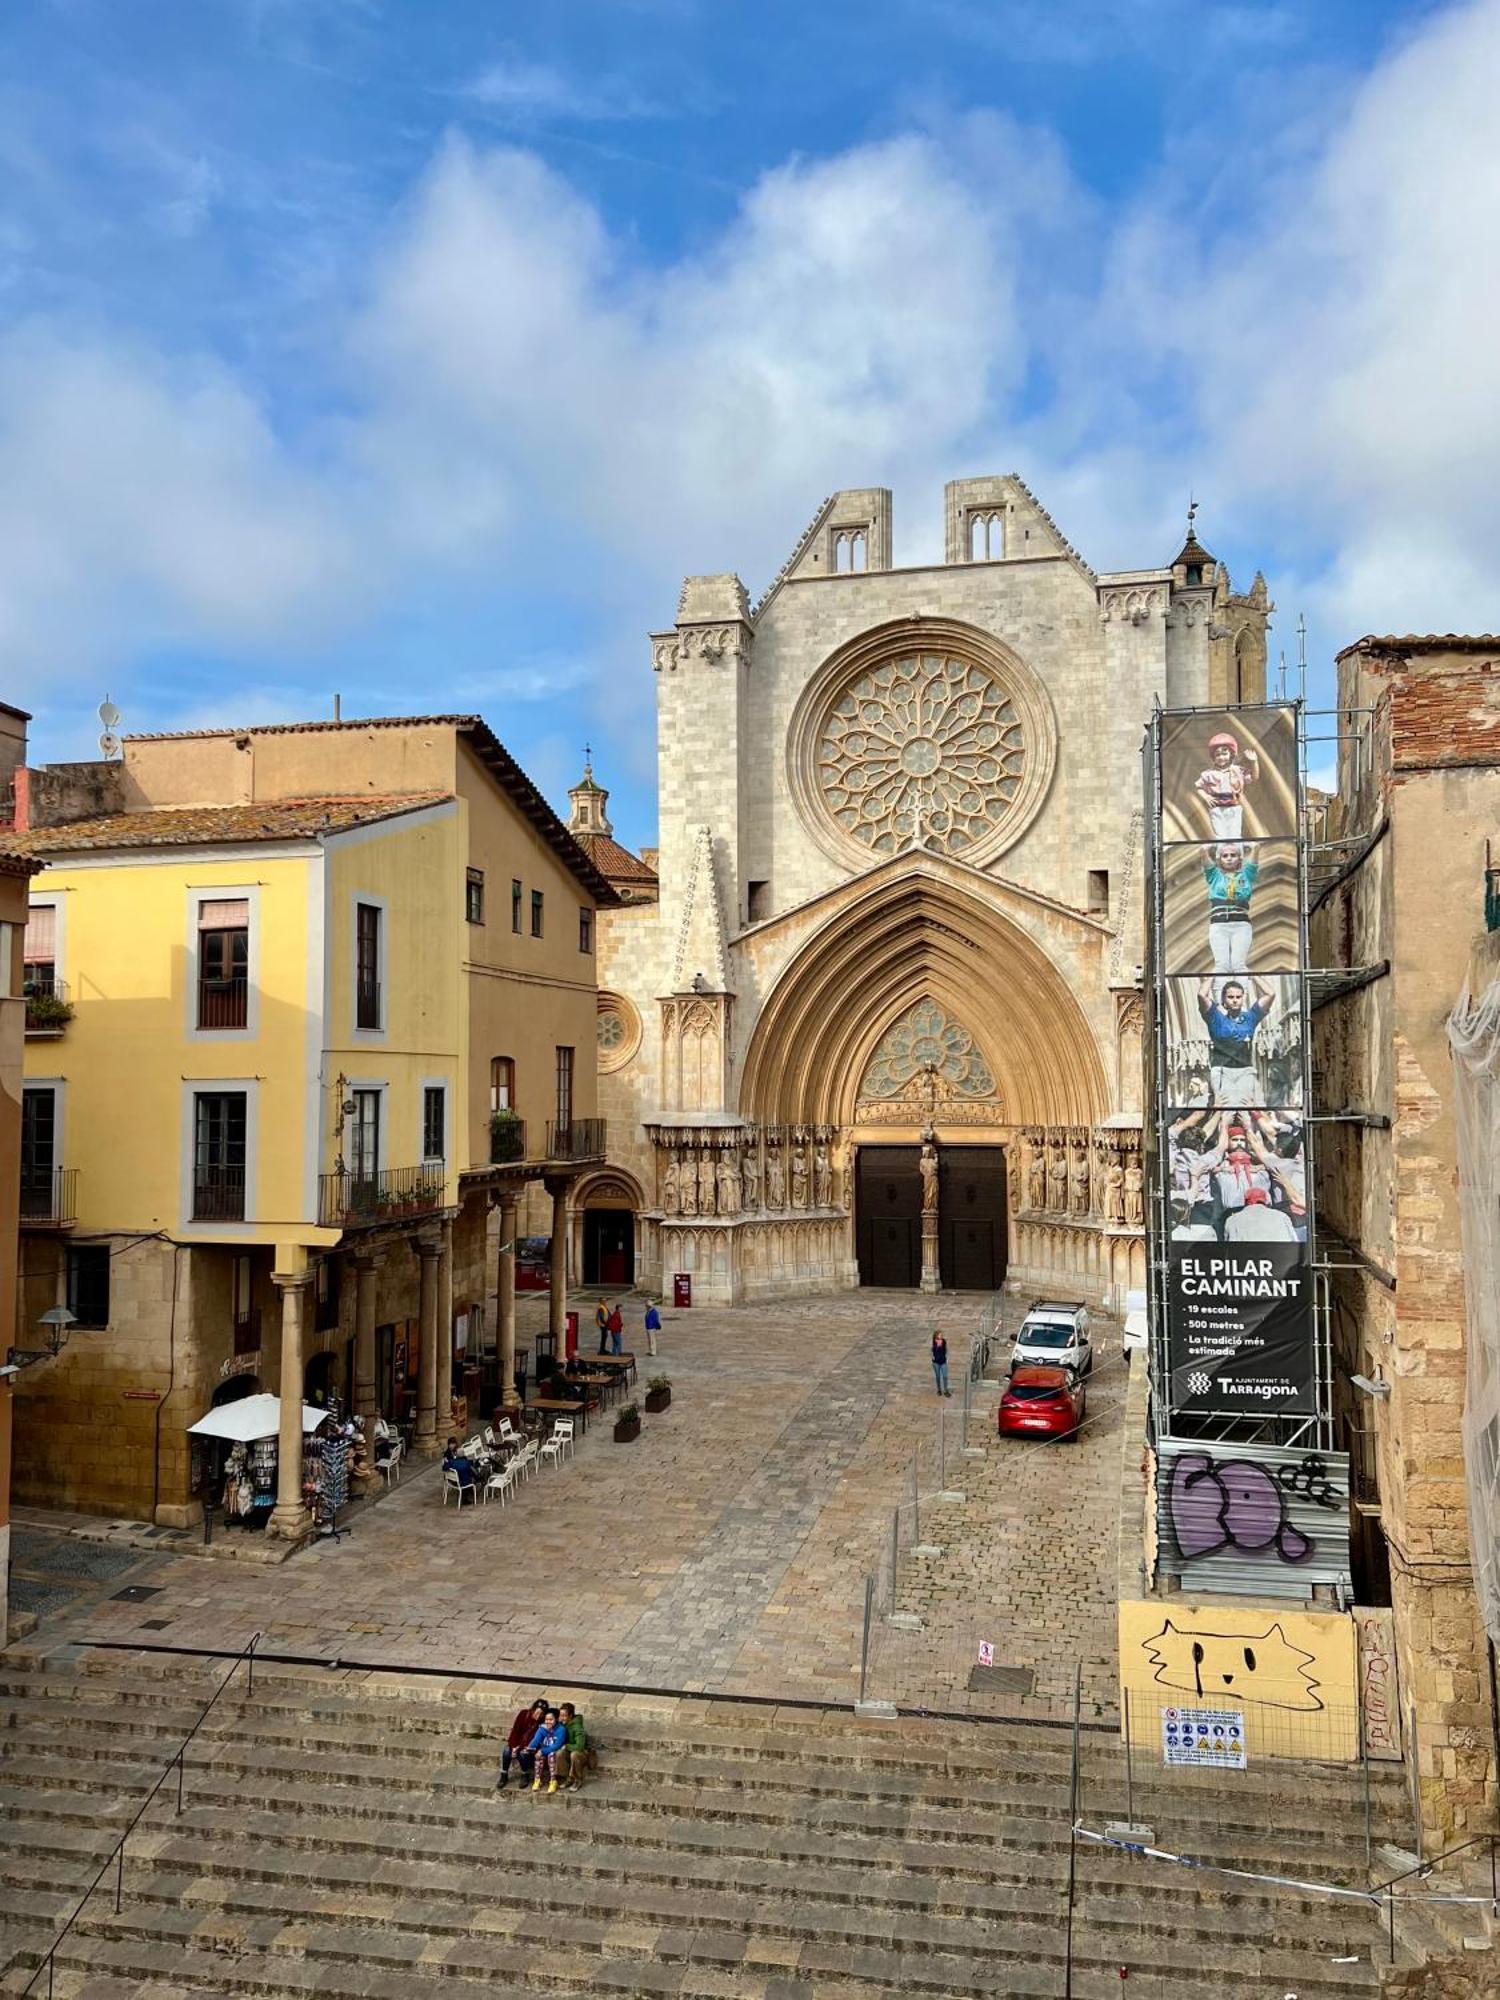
[575,1170,645,1289]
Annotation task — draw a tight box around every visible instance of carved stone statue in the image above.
[790,1140,809,1209]
[698,1149,716,1216]
[814,1143,832,1209]
[1124,1159,1145,1227]
[1104,1156,1126,1225]
[920,1132,940,1216]
[767,1142,786,1210]
[662,1153,680,1216]
[1027,1141,1046,1212]
[1069,1146,1090,1216]
[679,1150,698,1217]
[1047,1147,1068,1213]
[741,1142,761,1212]
[1007,1148,1021,1211]
[716,1147,740,1216]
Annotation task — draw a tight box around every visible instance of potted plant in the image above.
[613,1402,641,1444]
[644,1374,672,1414]
[490,1109,524,1163]
[24,991,73,1033]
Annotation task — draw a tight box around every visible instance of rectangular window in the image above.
[489,1056,515,1112]
[355,902,381,1030]
[423,1085,446,1163]
[511,879,523,934]
[530,889,544,939]
[193,1090,247,1221]
[555,1045,574,1130]
[1086,870,1109,917]
[21,1085,56,1219]
[465,868,485,925]
[350,1088,381,1186]
[747,880,770,924]
[197,897,249,1029]
[23,903,57,996]
[66,1244,111,1329]
[578,905,593,954]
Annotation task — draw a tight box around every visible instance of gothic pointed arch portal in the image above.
[740,874,1109,1132]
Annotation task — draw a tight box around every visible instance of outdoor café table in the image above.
[527,1394,587,1437]
[593,1353,638,1387]
[572,1369,616,1408]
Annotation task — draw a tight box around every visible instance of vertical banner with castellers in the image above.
[1148,704,1316,1419]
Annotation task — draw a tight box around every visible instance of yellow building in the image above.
[13,715,612,1533]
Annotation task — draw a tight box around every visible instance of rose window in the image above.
[817,653,1026,858]
[860,998,997,1101]
[595,992,640,1073]
[597,1011,624,1051]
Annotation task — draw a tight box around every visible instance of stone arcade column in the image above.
[413,1235,443,1456]
[546,1177,570,1353]
[438,1216,455,1423]
[350,1251,381,1491]
[268,1269,313,1541]
[496,1191,520,1410]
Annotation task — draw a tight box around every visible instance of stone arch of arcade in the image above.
[739,871,1109,1133]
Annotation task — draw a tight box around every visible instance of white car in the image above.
[1010,1300,1093,1379]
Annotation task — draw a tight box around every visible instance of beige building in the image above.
[11,715,612,1529]
[1311,634,1500,1838]
[579,476,1269,1304]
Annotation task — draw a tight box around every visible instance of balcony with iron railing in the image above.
[20,1165,77,1228]
[489,1112,527,1164]
[24,973,73,1038]
[197,974,249,1031]
[544,1117,607,1164]
[192,1164,246,1223]
[318,1162,446,1231]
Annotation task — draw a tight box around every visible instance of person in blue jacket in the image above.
[528,1707,569,1794]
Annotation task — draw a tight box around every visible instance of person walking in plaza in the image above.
[607,1302,624,1355]
[559,1702,592,1790]
[528,1707,568,1794]
[643,1298,661,1357]
[497,1697,547,1790]
[931,1330,951,1397]
[595,1298,610,1355]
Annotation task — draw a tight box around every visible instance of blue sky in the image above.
[2,0,1495,846]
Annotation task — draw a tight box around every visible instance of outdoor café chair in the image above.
[482,1461,515,1506]
[539,1419,575,1468]
[378,1438,402,1487]
[442,1468,477,1508]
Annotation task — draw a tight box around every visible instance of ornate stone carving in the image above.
[860,997,996,1103]
[1124,1154,1145,1227]
[715,1144,740,1216]
[1026,1132,1046,1212]
[766,1133,786,1210]
[679,1154,698,1218]
[813,1141,832,1209]
[816,653,1025,859]
[920,1133,940,1215]
[741,1141,761,1212]
[1047,1138,1068,1214]
[696,1149,715,1216]
[790,1136,809,1210]
[1104,1152,1125,1225]
[661,1153,681,1217]
[1069,1143,1090,1216]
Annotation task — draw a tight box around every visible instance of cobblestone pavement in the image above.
[12,1291,1124,1718]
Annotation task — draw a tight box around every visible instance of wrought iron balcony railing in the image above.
[24,975,73,1036]
[20,1165,77,1226]
[197,975,249,1030]
[192,1164,246,1222]
[544,1118,606,1163]
[489,1114,527,1164]
[319,1162,446,1231]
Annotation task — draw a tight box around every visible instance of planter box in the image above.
[613,1417,641,1444]
[644,1388,671,1414]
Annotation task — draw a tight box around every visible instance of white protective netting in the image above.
[1449,963,1500,1650]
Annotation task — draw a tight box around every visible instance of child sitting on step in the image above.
[528,1708,568,1794]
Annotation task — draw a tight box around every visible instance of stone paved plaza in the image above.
[14,1292,1125,1718]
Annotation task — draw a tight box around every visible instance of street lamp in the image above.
[7,1305,78,1370]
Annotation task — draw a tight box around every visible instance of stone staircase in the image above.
[0,1648,1403,1998]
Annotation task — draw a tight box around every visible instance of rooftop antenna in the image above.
[1277,650,1288,702]
[1296,613,1308,707]
[97,696,122,761]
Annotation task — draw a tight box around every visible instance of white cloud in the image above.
[464,55,657,123]
[0,328,366,700]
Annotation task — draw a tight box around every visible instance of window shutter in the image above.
[198,899,249,930]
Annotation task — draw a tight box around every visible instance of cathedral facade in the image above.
[570,475,1269,1306]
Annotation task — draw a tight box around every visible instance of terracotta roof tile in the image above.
[574,832,659,884]
[1337,634,1500,658]
[13,793,450,855]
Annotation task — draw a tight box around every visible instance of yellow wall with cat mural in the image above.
[1118,1600,1359,1762]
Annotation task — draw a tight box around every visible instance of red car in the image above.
[998,1364,1086,1442]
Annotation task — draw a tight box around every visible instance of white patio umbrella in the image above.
[187,1393,330,1444]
